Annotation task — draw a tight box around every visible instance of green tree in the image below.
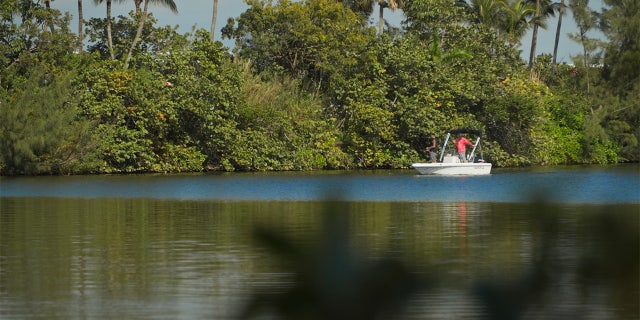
[1,0,78,89]
[568,0,601,94]
[75,26,242,172]
[535,56,623,164]
[0,68,85,175]
[397,0,524,163]
[124,0,177,68]
[460,0,537,49]
[84,10,146,60]
[44,0,55,32]
[600,0,639,96]
[502,0,536,47]
[338,0,375,19]
[465,0,508,31]
[0,8,95,177]
[222,0,372,88]
[598,0,639,161]
[2,0,632,174]
[232,65,350,170]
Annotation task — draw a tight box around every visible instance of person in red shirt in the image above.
[454,134,473,163]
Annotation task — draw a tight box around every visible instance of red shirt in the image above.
[455,137,472,152]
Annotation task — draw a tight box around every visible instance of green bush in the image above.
[0,67,92,175]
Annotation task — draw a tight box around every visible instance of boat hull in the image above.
[411,162,492,175]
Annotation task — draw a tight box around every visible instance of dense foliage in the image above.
[1,0,637,175]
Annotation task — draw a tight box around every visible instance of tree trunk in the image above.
[210,0,218,41]
[77,0,84,53]
[528,0,540,70]
[44,0,54,32]
[552,0,564,71]
[125,0,149,68]
[135,0,142,15]
[581,31,590,95]
[528,24,538,69]
[107,0,115,59]
[378,0,384,35]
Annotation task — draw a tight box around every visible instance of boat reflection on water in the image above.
[439,202,474,249]
[457,202,467,248]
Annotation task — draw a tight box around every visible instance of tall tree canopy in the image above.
[600,0,640,95]
[0,0,635,174]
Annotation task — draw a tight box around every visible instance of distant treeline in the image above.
[1,0,637,175]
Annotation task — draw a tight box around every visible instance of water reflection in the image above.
[0,198,638,319]
[457,202,467,248]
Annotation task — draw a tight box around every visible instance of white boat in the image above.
[411,129,492,175]
[412,161,492,175]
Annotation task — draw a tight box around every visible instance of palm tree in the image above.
[552,0,565,70]
[428,32,473,64]
[377,0,404,35]
[528,0,557,69]
[78,0,84,53]
[471,0,506,28]
[210,0,218,41]
[124,0,178,68]
[339,0,403,34]
[94,0,124,59]
[528,0,540,69]
[463,0,536,49]
[134,0,143,14]
[501,0,536,47]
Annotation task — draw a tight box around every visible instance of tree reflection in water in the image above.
[240,198,639,320]
[240,201,425,320]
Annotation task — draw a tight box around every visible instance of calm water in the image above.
[1,165,639,203]
[1,165,639,320]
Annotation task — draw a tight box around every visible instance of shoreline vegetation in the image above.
[1,0,638,176]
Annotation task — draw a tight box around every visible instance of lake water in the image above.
[2,165,639,203]
[1,165,639,319]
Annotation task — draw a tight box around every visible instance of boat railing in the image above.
[467,136,480,162]
[438,131,485,163]
[438,132,451,163]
